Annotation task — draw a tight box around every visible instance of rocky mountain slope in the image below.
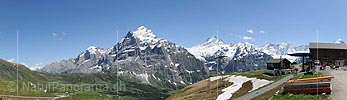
[41,26,209,86]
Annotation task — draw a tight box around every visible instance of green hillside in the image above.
[0,58,171,100]
[0,59,48,81]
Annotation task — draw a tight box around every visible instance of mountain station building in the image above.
[309,43,347,67]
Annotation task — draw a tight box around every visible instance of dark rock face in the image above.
[224,52,272,73]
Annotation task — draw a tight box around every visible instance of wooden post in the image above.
[302,56,305,72]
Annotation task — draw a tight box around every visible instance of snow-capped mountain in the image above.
[188,36,273,73]
[42,26,209,86]
[41,27,320,87]
[258,43,309,62]
[86,46,105,55]
[335,39,345,44]
[189,37,310,62]
[188,36,312,73]
[187,36,229,61]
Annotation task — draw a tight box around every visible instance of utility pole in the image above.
[116,31,119,98]
[280,56,282,76]
[215,55,227,96]
[208,75,211,94]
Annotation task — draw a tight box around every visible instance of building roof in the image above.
[267,58,290,64]
[288,52,311,56]
[309,43,347,50]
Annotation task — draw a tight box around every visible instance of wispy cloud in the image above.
[247,28,265,34]
[238,35,254,41]
[259,30,265,33]
[52,32,67,40]
[52,32,59,37]
[247,29,254,34]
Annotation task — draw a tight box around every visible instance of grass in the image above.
[0,58,173,100]
[290,63,310,72]
[0,81,57,97]
[291,72,322,80]
[227,70,286,81]
[0,97,52,100]
[0,80,111,97]
[120,96,140,100]
[0,73,171,100]
[251,84,284,100]
[0,81,56,100]
[56,91,112,100]
[166,78,233,100]
[300,72,322,79]
[273,94,329,100]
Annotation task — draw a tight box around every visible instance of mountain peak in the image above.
[86,46,104,54]
[335,39,345,44]
[138,25,147,30]
[201,36,224,46]
[131,26,156,39]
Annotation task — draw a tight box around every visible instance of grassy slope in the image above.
[167,70,285,100]
[273,94,329,100]
[0,59,49,81]
[167,79,232,100]
[0,59,170,100]
[226,70,285,81]
[0,59,55,96]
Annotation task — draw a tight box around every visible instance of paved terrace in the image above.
[321,67,347,100]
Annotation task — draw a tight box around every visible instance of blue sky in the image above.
[0,0,347,68]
